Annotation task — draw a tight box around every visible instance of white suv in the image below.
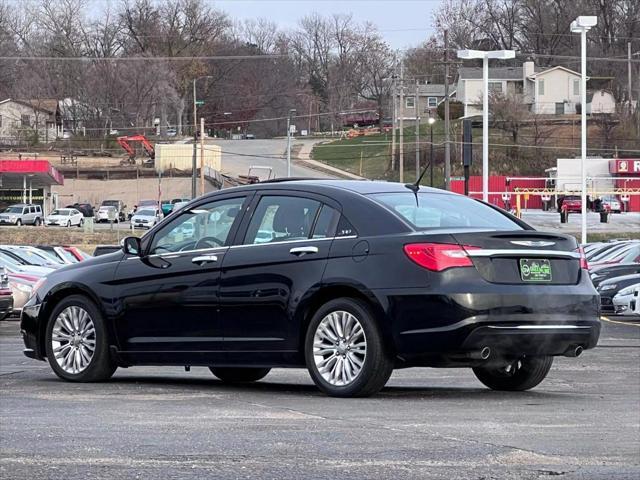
[0,204,43,226]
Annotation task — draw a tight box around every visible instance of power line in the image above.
[0,54,286,61]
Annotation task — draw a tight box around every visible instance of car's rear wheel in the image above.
[34,218,41,226]
[305,298,393,397]
[472,355,553,391]
[16,219,21,226]
[78,218,84,228]
[44,295,116,382]
[208,367,270,383]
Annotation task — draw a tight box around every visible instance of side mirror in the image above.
[122,236,142,256]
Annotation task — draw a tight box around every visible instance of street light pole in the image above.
[286,109,296,177]
[571,16,597,245]
[457,49,516,202]
[192,78,197,198]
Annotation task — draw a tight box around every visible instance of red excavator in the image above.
[117,135,155,165]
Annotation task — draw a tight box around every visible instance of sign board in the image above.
[195,100,205,106]
[301,130,308,136]
[609,159,640,175]
[289,124,297,134]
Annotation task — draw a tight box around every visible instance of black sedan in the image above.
[20,180,600,397]
[590,263,640,287]
[597,273,640,314]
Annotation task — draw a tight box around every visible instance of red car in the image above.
[562,196,582,213]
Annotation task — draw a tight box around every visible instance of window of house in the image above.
[405,96,415,108]
[538,79,545,95]
[488,82,502,93]
[21,115,30,127]
[573,79,580,96]
[427,97,437,107]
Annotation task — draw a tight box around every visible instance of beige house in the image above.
[396,83,456,123]
[457,62,584,116]
[0,99,61,144]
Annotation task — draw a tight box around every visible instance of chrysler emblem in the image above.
[510,240,556,247]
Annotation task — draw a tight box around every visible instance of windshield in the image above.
[136,209,155,216]
[51,209,70,216]
[7,249,49,266]
[4,207,24,214]
[369,192,524,231]
[0,252,24,267]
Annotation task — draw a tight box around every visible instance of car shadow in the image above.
[75,374,569,400]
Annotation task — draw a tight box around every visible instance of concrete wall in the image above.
[51,177,218,211]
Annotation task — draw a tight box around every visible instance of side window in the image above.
[244,196,321,245]
[336,215,357,237]
[149,197,245,254]
[30,207,36,214]
[22,208,27,215]
[311,205,339,239]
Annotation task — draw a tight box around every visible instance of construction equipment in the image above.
[117,135,155,165]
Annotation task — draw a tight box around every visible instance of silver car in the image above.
[613,283,640,315]
[0,204,43,226]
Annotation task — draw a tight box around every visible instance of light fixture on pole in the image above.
[571,15,597,246]
[457,49,516,202]
[427,116,436,187]
[191,75,213,199]
[286,109,297,177]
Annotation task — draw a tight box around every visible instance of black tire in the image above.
[472,355,553,391]
[78,219,84,228]
[34,217,41,226]
[16,219,21,226]
[209,367,270,383]
[44,294,116,382]
[66,220,71,228]
[304,297,393,398]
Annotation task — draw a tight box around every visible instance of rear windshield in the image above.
[369,192,524,231]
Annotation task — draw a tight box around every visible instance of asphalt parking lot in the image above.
[1,318,638,480]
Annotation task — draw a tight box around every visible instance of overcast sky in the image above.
[216,0,440,49]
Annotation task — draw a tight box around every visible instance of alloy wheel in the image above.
[51,306,96,374]
[313,310,367,386]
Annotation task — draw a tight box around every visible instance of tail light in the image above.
[403,243,478,271]
[575,247,589,270]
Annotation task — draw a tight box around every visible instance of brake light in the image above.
[403,243,477,271]
[576,247,589,270]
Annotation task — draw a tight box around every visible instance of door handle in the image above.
[192,255,218,265]
[289,246,319,256]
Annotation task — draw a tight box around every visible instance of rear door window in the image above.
[370,192,523,231]
[243,196,321,245]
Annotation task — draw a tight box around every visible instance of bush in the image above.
[437,100,464,120]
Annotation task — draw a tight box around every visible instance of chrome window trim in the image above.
[229,235,357,250]
[487,325,590,330]
[467,249,580,259]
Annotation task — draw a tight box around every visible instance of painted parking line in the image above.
[600,316,640,327]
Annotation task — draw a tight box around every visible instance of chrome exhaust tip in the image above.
[480,346,491,360]
[564,345,583,357]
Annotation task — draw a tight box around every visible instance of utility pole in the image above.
[415,79,420,181]
[286,109,296,177]
[444,29,451,190]
[399,59,404,183]
[391,60,397,171]
[628,42,633,107]
[200,117,205,196]
[192,79,197,199]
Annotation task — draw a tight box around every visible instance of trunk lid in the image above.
[452,230,581,285]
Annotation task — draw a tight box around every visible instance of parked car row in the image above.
[585,240,640,316]
[0,244,90,318]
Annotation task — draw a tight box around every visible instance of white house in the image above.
[0,99,61,144]
[586,89,616,114]
[457,61,585,116]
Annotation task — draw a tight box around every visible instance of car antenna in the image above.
[404,161,431,193]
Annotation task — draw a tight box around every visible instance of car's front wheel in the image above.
[44,295,116,382]
[209,367,271,383]
[305,298,393,397]
[472,355,553,391]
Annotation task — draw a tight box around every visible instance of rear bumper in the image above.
[20,302,43,360]
[376,277,600,364]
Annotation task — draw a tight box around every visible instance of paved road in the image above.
[521,211,640,235]
[1,318,638,479]
[208,138,330,179]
